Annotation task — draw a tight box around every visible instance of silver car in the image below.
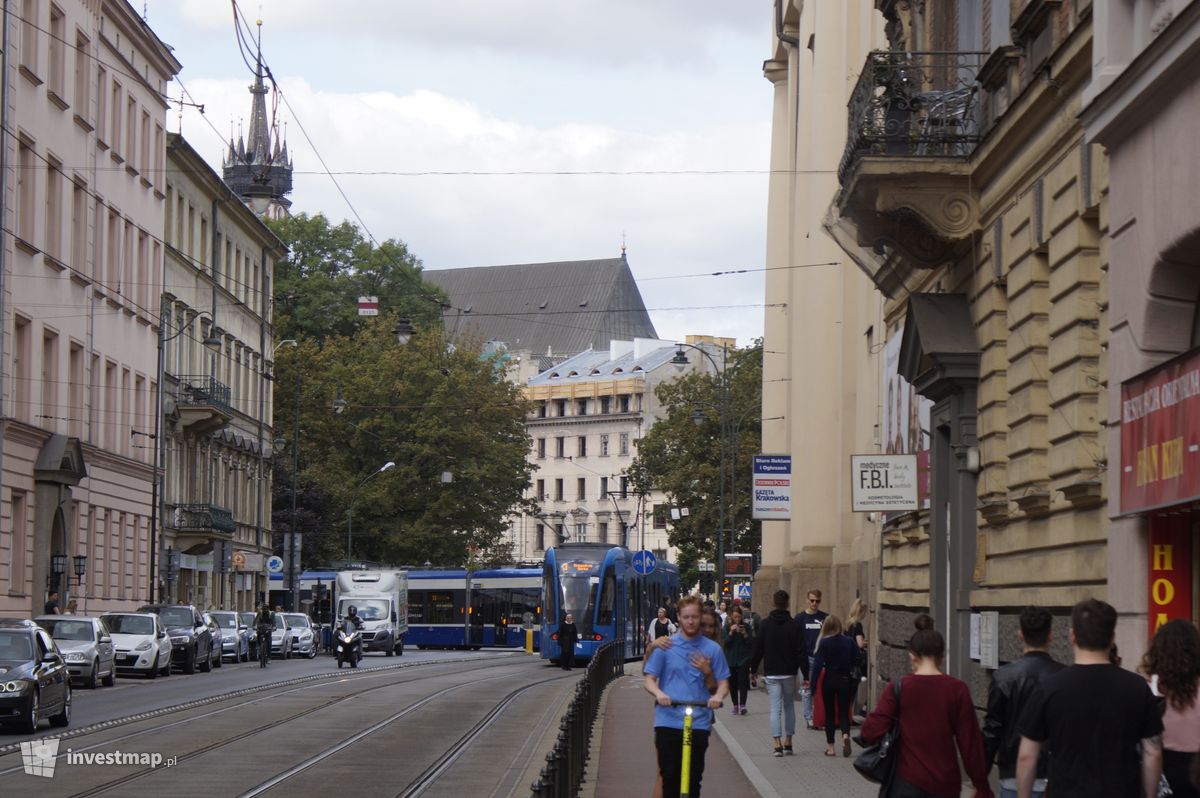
[34,616,116,689]
[269,613,294,659]
[282,614,318,658]
[210,611,251,662]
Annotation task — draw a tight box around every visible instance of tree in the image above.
[627,343,762,588]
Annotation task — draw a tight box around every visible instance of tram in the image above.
[540,544,679,664]
[406,567,541,649]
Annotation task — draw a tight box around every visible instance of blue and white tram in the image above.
[406,569,470,648]
[405,568,542,649]
[540,544,679,664]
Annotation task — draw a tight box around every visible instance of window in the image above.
[576,522,587,541]
[45,156,63,259]
[21,0,38,75]
[554,399,566,416]
[536,478,545,500]
[125,96,136,165]
[68,342,83,437]
[577,399,588,415]
[106,208,119,287]
[577,436,587,458]
[598,522,608,542]
[554,479,564,501]
[536,525,545,552]
[42,329,59,428]
[137,231,148,310]
[619,476,629,498]
[154,123,164,185]
[599,434,609,456]
[10,491,26,591]
[14,317,31,422]
[600,396,611,414]
[17,139,35,244]
[95,66,107,142]
[140,110,150,175]
[577,477,586,501]
[555,524,565,544]
[619,395,631,413]
[555,437,565,458]
[536,438,546,459]
[109,82,122,157]
[71,178,86,270]
[73,32,89,114]
[653,504,668,529]
[104,360,116,448]
[537,402,547,418]
[600,476,608,498]
[619,433,630,456]
[48,5,65,98]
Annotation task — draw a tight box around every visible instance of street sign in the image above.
[735,583,752,601]
[752,455,792,520]
[631,550,657,575]
[266,555,284,574]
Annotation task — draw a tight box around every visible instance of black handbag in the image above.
[853,677,902,784]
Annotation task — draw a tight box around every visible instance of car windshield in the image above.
[0,631,34,662]
[238,613,255,627]
[44,620,93,641]
[284,614,311,629]
[158,608,194,628]
[103,615,154,635]
[273,615,287,630]
[211,613,237,629]
[339,599,389,620]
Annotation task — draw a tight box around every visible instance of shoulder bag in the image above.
[853,677,902,785]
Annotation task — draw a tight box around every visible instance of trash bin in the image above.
[321,623,333,653]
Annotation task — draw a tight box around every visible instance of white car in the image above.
[101,612,172,678]
[269,613,294,659]
[282,614,318,658]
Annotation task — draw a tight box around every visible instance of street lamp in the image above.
[347,461,395,565]
[150,303,223,603]
[270,339,300,611]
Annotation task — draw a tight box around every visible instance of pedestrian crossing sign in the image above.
[735,583,752,600]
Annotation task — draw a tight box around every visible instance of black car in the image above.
[137,604,214,674]
[0,619,71,733]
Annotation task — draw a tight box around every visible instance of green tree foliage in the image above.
[267,213,445,342]
[627,343,762,588]
[272,315,534,569]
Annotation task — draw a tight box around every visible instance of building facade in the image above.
[512,338,712,563]
[0,0,180,615]
[160,134,284,611]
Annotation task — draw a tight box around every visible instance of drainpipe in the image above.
[775,0,799,47]
[0,0,12,560]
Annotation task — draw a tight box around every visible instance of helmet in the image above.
[347,605,357,615]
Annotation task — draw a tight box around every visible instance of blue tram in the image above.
[540,544,679,664]
[406,567,541,649]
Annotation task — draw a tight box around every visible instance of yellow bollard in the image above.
[525,628,534,654]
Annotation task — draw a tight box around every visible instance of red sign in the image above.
[1120,347,1200,514]
[1148,514,1193,640]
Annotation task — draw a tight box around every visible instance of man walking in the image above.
[983,606,1064,798]
[559,613,578,670]
[1016,598,1163,798]
[794,589,828,729]
[645,594,729,798]
[749,590,807,755]
[43,591,61,615]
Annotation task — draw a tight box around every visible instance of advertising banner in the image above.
[882,333,932,511]
[1120,346,1200,513]
[752,455,792,520]
[851,454,920,511]
[1148,514,1193,639]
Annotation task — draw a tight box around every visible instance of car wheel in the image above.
[307,645,317,659]
[49,684,71,727]
[214,647,223,668]
[18,690,39,734]
[103,665,116,687]
[185,648,198,674]
[148,655,159,679]
[87,660,100,690]
[160,652,172,676]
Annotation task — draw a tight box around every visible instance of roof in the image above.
[528,339,679,386]
[423,256,657,358]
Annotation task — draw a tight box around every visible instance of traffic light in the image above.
[699,572,715,595]
[722,579,731,599]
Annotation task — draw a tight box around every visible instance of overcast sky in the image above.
[146,1,774,348]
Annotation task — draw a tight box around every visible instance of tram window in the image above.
[427,591,461,624]
[510,588,540,624]
[597,572,616,626]
[542,567,556,619]
[408,590,426,624]
[474,589,504,625]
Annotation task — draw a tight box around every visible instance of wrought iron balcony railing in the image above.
[174,375,233,415]
[171,503,236,535]
[839,51,989,183]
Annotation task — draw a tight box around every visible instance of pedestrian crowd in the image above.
[642,586,1200,798]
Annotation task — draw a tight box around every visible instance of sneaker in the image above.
[783,745,794,755]
[732,705,740,715]
[740,706,748,715]
[773,746,783,757]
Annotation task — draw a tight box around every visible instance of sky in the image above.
[146,1,774,348]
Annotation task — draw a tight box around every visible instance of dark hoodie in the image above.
[748,609,806,677]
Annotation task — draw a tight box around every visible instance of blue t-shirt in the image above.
[645,633,730,731]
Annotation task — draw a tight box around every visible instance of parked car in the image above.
[100,612,172,678]
[210,611,250,663]
[238,612,260,660]
[34,616,116,689]
[282,614,318,659]
[137,605,214,674]
[201,613,224,669]
[270,613,294,659]
[0,618,71,732]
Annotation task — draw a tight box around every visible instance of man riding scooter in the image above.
[336,605,365,668]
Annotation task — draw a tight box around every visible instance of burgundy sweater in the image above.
[860,673,994,798]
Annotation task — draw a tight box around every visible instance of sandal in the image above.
[843,736,852,757]
[824,749,836,757]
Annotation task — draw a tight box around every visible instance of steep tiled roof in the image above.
[423,256,657,357]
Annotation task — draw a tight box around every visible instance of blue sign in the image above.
[266,555,284,573]
[735,583,752,600]
[631,550,657,575]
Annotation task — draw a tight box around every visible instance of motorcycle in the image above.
[335,622,362,669]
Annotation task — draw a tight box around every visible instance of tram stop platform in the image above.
[585,663,881,798]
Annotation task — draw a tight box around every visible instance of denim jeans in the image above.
[800,656,815,722]
[998,782,1045,798]
[765,675,797,739]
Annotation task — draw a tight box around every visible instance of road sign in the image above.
[735,583,752,601]
[631,550,657,575]
[266,555,284,574]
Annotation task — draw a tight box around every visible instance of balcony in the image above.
[170,503,235,537]
[171,375,233,435]
[828,51,988,297]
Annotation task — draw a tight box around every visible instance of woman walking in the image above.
[846,598,869,712]
[724,607,755,715]
[1141,618,1200,798]
[810,615,860,757]
[861,628,993,798]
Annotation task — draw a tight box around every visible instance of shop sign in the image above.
[752,455,792,520]
[851,454,919,511]
[1149,515,1193,638]
[1121,347,1200,513]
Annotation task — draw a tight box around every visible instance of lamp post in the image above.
[347,461,395,565]
[150,300,223,603]
[270,339,298,611]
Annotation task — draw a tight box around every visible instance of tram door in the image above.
[468,585,486,647]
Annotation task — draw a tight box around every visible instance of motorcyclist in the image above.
[342,606,364,662]
[255,605,273,667]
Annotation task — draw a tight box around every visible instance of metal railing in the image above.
[530,639,625,798]
[171,503,236,535]
[839,50,989,183]
[174,375,233,415]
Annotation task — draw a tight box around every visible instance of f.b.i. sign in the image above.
[850,454,918,511]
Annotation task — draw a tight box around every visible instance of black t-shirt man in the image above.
[794,593,828,677]
[1017,663,1163,797]
[44,593,61,615]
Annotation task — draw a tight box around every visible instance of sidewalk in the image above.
[588,666,876,798]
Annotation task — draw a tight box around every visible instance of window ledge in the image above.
[43,253,67,272]
[96,136,109,152]
[125,164,139,178]
[14,237,40,256]
[140,176,152,190]
[110,150,124,166]
[73,114,94,133]
[47,90,69,111]
[19,65,43,86]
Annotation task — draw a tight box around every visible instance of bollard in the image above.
[526,627,534,654]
